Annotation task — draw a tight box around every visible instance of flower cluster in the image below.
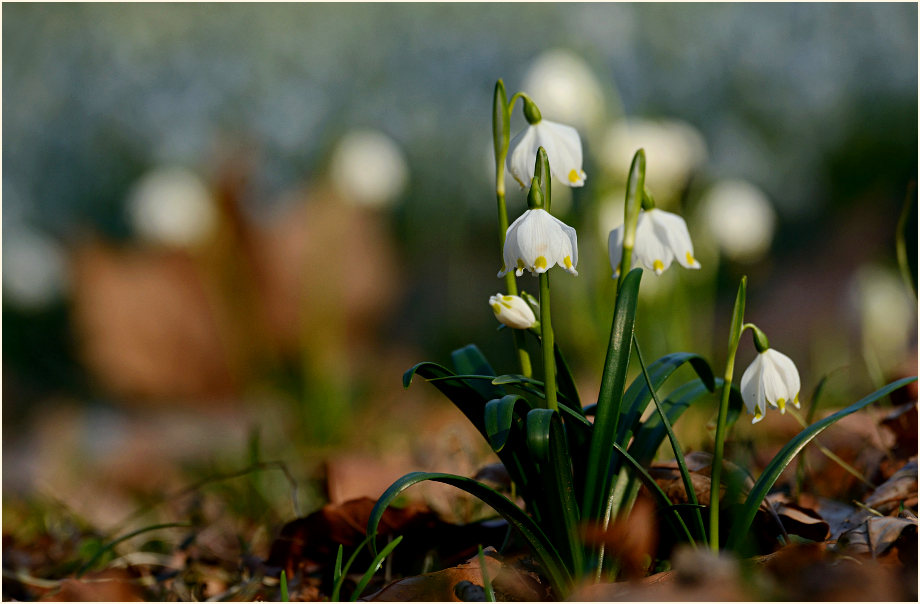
[490,91,802,429]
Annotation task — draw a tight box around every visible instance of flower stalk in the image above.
[493,79,532,377]
[709,276,747,551]
[531,148,558,412]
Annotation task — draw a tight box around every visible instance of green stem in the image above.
[539,271,557,412]
[494,79,531,377]
[709,277,747,551]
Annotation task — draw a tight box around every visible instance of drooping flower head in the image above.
[608,208,700,277]
[489,293,537,329]
[740,348,801,424]
[507,98,586,188]
[499,209,578,277]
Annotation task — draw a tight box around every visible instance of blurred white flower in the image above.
[499,209,578,277]
[126,166,216,248]
[847,265,918,368]
[740,348,801,423]
[522,48,605,131]
[329,130,408,208]
[698,179,776,263]
[3,228,70,310]
[489,293,536,329]
[601,118,707,204]
[507,120,586,188]
[608,209,700,277]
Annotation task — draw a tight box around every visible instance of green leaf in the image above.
[627,378,742,470]
[613,443,695,544]
[616,352,715,448]
[633,338,706,544]
[526,408,584,573]
[583,267,642,523]
[555,343,582,410]
[403,362,492,437]
[484,395,532,453]
[452,344,505,401]
[726,376,917,551]
[367,472,572,597]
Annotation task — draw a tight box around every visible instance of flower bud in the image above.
[489,293,537,329]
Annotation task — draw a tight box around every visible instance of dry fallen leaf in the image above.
[581,496,658,579]
[837,513,918,565]
[37,568,144,602]
[267,497,440,578]
[863,458,918,514]
[568,546,747,601]
[362,548,547,602]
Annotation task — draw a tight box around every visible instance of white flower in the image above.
[740,349,801,424]
[489,294,536,329]
[507,120,586,188]
[127,166,216,248]
[698,180,776,263]
[601,118,707,204]
[329,129,408,208]
[608,209,701,277]
[522,49,606,131]
[499,209,578,277]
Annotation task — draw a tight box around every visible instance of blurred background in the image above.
[3,3,917,537]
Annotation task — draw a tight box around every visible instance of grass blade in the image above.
[478,545,496,602]
[367,471,572,597]
[613,443,695,545]
[280,569,289,602]
[349,536,403,601]
[633,337,707,544]
[615,352,715,451]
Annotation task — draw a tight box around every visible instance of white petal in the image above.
[633,212,674,275]
[608,225,625,277]
[649,209,700,270]
[540,121,586,186]
[507,127,540,188]
[762,349,801,409]
[740,355,767,418]
[498,211,530,276]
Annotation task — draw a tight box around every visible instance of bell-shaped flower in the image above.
[498,209,578,277]
[507,120,586,188]
[740,348,801,424]
[608,208,701,277]
[489,293,536,329]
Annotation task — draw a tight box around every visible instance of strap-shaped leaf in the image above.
[451,344,505,401]
[583,267,642,523]
[627,378,742,470]
[613,443,695,544]
[482,394,548,522]
[616,352,715,448]
[554,343,582,411]
[526,409,584,573]
[484,394,532,453]
[366,471,572,597]
[403,362,491,436]
[726,376,917,551]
